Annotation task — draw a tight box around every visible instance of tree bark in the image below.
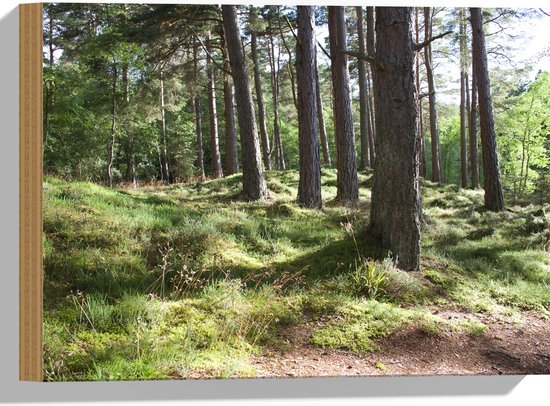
[315,55,331,167]
[268,33,286,170]
[459,10,468,189]
[296,6,322,209]
[206,31,223,179]
[469,50,480,189]
[193,40,205,181]
[223,63,239,176]
[366,6,377,148]
[328,6,359,205]
[356,6,371,170]
[415,8,426,178]
[470,7,505,211]
[250,18,272,171]
[159,68,171,183]
[107,63,117,187]
[370,7,421,272]
[424,7,442,183]
[222,5,267,200]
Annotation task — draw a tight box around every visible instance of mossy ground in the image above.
[43,170,550,380]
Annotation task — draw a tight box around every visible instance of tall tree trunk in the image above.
[296,6,322,209]
[193,40,206,181]
[206,32,223,179]
[250,16,272,171]
[223,62,239,175]
[328,6,359,204]
[222,5,267,200]
[107,63,117,187]
[269,34,286,170]
[220,24,239,175]
[315,55,331,167]
[278,8,298,110]
[356,6,371,170]
[366,68,376,165]
[415,8,426,178]
[459,10,469,188]
[370,7,421,272]
[470,8,505,211]
[459,10,468,189]
[366,6,377,147]
[469,53,480,189]
[159,68,171,183]
[424,7,442,183]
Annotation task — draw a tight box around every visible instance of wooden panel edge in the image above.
[19,2,44,382]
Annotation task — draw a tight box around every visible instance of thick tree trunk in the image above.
[315,56,331,167]
[356,6,371,170]
[222,5,267,200]
[469,54,480,189]
[250,22,272,171]
[107,63,117,187]
[424,7,442,183]
[206,32,223,179]
[470,8,505,211]
[370,7,421,272]
[220,25,239,175]
[296,6,322,209]
[159,68,171,183]
[328,6,359,205]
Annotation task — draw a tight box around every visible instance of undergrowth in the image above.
[43,171,550,380]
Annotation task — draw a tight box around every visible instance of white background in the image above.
[1,1,548,405]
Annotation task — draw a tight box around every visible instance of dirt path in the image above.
[252,311,550,377]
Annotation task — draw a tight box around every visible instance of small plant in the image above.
[349,258,389,300]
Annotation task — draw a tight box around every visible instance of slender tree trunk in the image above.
[370,7,421,272]
[223,62,239,175]
[470,7,505,211]
[159,68,171,183]
[328,6,359,205]
[296,6,322,209]
[366,6,377,147]
[250,18,272,171]
[424,7,442,183]
[269,34,286,170]
[194,97,205,181]
[107,63,117,187]
[356,6,371,170]
[315,56,331,167]
[193,40,205,181]
[366,68,376,165]
[278,9,298,110]
[469,59,480,188]
[222,5,267,200]
[459,9,468,188]
[415,8,426,178]
[206,32,223,179]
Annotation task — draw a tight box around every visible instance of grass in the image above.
[43,170,550,380]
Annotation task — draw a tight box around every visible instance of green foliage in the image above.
[44,167,549,380]
[348,258,389,300]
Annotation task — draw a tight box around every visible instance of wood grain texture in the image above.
[19,2,43,382]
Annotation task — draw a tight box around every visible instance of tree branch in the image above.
[415,30,453,51]
[343,50,384,71]
[192,32,232,76]
[316,40,331,61]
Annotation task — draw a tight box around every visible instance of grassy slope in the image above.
[43,170,550,381]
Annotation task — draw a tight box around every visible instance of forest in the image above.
[43,3,550,380]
